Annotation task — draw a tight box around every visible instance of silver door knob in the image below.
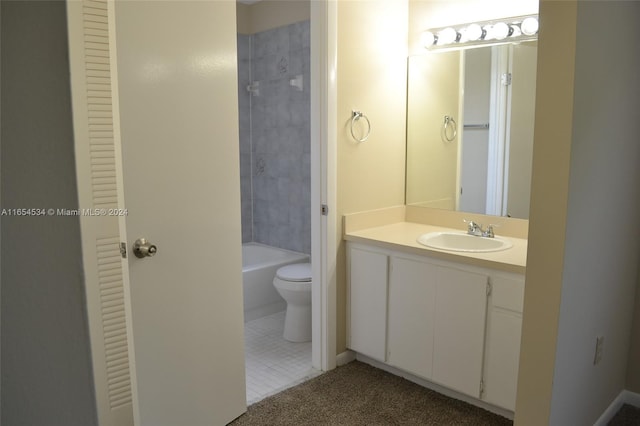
[133,238,157,258]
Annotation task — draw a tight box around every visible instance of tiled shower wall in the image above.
[238,21,311,255]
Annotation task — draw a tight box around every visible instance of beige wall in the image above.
[237,0,310,35]
[545,1,640,423]
[336,0,409,353]
[514,2,577,423]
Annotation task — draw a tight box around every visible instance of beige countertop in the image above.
[344,221,527,274]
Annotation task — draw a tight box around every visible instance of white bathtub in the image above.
[242,243,310,322]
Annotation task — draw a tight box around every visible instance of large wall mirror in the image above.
[406,41,537,219]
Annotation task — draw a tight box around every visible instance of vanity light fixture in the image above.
[421,15,538,50]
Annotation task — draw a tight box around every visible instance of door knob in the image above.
[133,238,157,258]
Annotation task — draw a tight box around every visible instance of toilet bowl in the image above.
[273,263,312,342]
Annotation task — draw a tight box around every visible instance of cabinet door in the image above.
[483,310,522,410]
[483,274,524,410]
[432,267,488,398]
[347,245,388,361]
[387,256,437,379]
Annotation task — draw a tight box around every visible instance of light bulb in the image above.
[509,24,522,38]
[493,22,510,40]
[521,17,539,36]
[437,27,458,45]
[483,24,496,40]
[421,31,437,48]
[465,23,484,41]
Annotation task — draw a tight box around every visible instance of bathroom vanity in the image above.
[344,218,526,413]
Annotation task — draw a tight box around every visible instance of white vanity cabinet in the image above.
[346,241,524,412]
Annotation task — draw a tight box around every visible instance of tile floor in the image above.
[244,311,320,405]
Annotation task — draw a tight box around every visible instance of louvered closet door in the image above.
[67,1,133,425]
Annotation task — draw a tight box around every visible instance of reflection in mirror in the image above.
[406,41,537,219]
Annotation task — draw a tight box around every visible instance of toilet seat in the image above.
[276,263,311,282]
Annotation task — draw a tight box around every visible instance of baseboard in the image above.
[595,390,640,425]
[336,350,356,367]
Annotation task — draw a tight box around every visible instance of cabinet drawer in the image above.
[491,275,525,313]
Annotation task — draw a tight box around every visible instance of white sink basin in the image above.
[417,232,512,253]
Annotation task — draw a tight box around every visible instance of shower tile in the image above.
[302,124,311,154]
[259,55,280,80]
[275,102,291,130]
[288,159,304,183]
[273,26,290,55]
[288,49,304,75]
[241,20,311,255]
[253,177,267,203]
[289,99,309,129]
[253,130,268,155]
[251,30,270,58]
[237,34,251,61]
[289,21,310,51]
[251,56,267,82]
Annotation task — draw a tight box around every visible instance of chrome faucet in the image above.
[464,220,495,238]
[465,220,483,236]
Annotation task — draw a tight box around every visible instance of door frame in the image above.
[310,0,337,372]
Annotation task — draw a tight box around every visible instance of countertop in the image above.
[344,221,527,274]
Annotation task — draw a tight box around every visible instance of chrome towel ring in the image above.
[350,110,371,142]
[443,115,457,142]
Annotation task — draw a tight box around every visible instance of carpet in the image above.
[608,404,640,426]
[229,361,512,425]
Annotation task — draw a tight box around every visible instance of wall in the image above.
[0,1,98,425]
[547,1,640,423]
[237,0,310,35]
[516,1,640,424]
[336,0,409,353]
[238,20,311,254]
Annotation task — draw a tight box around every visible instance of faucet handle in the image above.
[463,219,482,235]
[483,223,500,238]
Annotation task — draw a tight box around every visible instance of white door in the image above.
[112,1,246,425]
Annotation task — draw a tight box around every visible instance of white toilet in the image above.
[273,263,312,342]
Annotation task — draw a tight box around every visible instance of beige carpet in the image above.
[229,361,512,425]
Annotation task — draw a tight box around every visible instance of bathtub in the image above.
[242,243,310,322]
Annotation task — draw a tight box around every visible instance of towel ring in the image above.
[350,110,371,142]
[443,115,457,142]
